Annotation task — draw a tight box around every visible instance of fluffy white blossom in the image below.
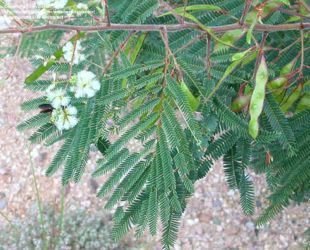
[46,84,71,108]
[71,70,100,98]
[76,3,88,10]
[37,0,68,9]
[63,41,85,65]
[51,105,78,131]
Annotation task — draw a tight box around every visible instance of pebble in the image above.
[212,198,222,208]
[256,199,262,208]
[0,192,7,210]
[88,178,99,193]
[213,217,222,225]
[0,166,8,175]
[227,189,236,196]
[198,213,211,223]
[187,218,199,226]
[246,221,255,231]
[11,183,21,195]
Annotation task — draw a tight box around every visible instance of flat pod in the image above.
[248,56,268,139]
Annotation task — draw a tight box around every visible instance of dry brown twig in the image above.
[0,22,308,34]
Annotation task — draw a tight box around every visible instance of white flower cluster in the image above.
[46,84,77,131]
[46,70,100,131]
[71,70,101,98]
[63,41,85,65]
[37,0,68,9]
[46,84,71,108]
[51,105,79,131]
[76,3,88,10]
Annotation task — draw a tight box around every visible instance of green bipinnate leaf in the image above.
[159,4,221,17]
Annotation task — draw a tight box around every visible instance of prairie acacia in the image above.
[2,0,309,248]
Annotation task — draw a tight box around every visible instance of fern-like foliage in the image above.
[15,0,310,248]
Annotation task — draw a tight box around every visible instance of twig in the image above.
[158,0,184,24]
[160,27,171,82]
[27,143,48,250]
[102,0,111,26]
[68,33,79,80]
[160,27,183,80]
[206,33,212,79]
[0,211,19,234]
[299,29,304,77]
[102,31,135,74]
[253,31,268,79]
[300,0,310,13]
[182,0,188,25]
[54,186,66,249]
[0,22,309,34]
[278,7,309,19]
[240,0,253,26]
[174,33,205,54]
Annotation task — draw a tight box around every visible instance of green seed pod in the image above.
[296,94,310,112]
[273,88,286,103]
[281,84,303,112]
[267,77,288,89]
[248,56,268,139]
[280,60,295,76]
[248,119,259,139]
[231,95,251,112]
[232,48,251,61]
[180,81,200,111]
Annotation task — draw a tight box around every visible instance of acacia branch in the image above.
[239,0,253,26]
[102,0,111,26]
[0,22,308,34]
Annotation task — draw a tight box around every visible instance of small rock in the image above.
[226,226,240,235]
[89,178,99,193]
[227,190,236,196]
[38,152,47,162]
[212,199,222,208]
[187,218,199,226]
[0,117,5,127]
[0,192,7,210]
[89,144,97,152]
[216,225,223,232]
[0,166,9,175]
[245,221,255,230]
[213,217,222,225]
[11,183,21,194]
[198,213,211,223]
[256,199,262,208]
[30,148,39,159]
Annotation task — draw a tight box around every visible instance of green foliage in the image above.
[15,0,310,248]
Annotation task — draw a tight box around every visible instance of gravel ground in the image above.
[0,29,309,250]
